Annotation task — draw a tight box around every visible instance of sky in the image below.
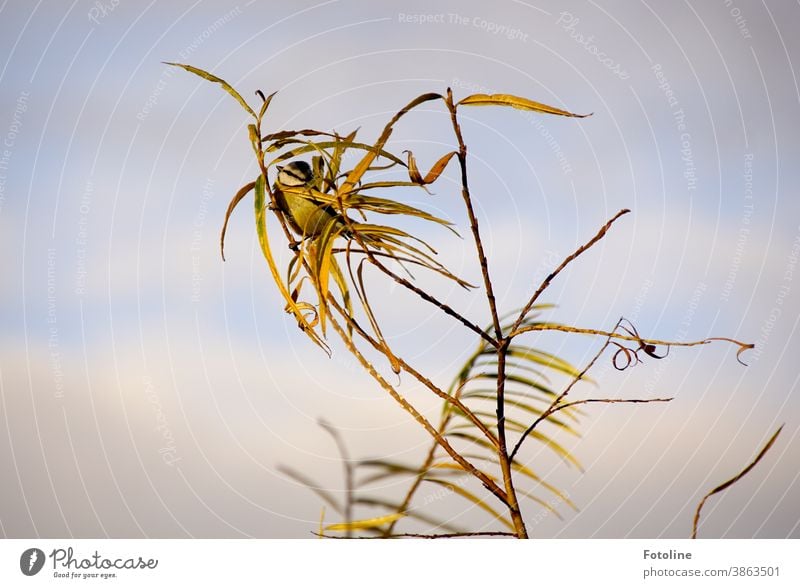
[1,0,799,539]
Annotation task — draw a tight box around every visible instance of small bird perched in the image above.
[273,160,347,240]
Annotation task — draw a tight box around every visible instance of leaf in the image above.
[327,255,352,335]
[164,62,256,119]
[423,151,457,184]
[257,90,278,121]
[254,173,328,352]
[325,512,405,532]
[354,497,465,533]
[268,140,406,168]
[457,93,590,118]
[460,393,580,436]
[340,93,443,195]
[220,181,255,260]
[424,478,514,530]
[466,453,576,510]
[278,465,343,515]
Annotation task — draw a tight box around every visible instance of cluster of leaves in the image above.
[167,62,586,362]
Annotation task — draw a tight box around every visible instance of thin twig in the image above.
[446,88,502,342]
[313,531,515,539]
[511,397,673,462]
[549,397,674,411]
[691,425,784,539]
[510,209,631,336]
[507,324,755,365]
[509,318,623,462]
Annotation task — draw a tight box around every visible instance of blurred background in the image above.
[1,0,798,538]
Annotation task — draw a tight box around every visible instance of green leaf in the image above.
[220,181,255,261]
[164,62,257,119]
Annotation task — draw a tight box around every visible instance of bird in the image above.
[273,160,348,240]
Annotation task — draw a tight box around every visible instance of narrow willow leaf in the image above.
[357,181,430,190]
[354,259,401,374]
[341,93,443,194]
[257,90,278,121]
[457,93,590,118]
[471,373,559,399]
[220,181,255,261]
[165,62,256,119]
[278,465,343,515]
[460,393,580,436]
[268,140,406,168]
[328,255,352,335]
[354,497,465,533]
[423,151,457,184]
[405,150,423,183]
[248,124,260,159]
[325,512,405,532]
[262,129,339,142]
[462,410,581,469]
[254,174,328,352]
[505,346,584,378]
[312,218,346,334]
[466,454,577,510]
[424,478,514,531]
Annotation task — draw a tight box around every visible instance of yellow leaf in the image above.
[457,93,590,118]
[325,512,404,532]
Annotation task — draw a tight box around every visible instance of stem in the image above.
[495,339,528,538]
[446,88,527,537]
[446,89,502,343]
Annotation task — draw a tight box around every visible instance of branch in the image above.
[313,531,515,539]
[446,88,502,342]
[510,209,631,336]
[508,324,755,366]
[691,425,784,539]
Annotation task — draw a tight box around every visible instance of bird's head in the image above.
[276,160,313,187]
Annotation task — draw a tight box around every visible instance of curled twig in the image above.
[610,319,670,371]
[508,323,754,366]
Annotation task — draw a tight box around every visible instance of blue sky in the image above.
[1,0,799,538]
